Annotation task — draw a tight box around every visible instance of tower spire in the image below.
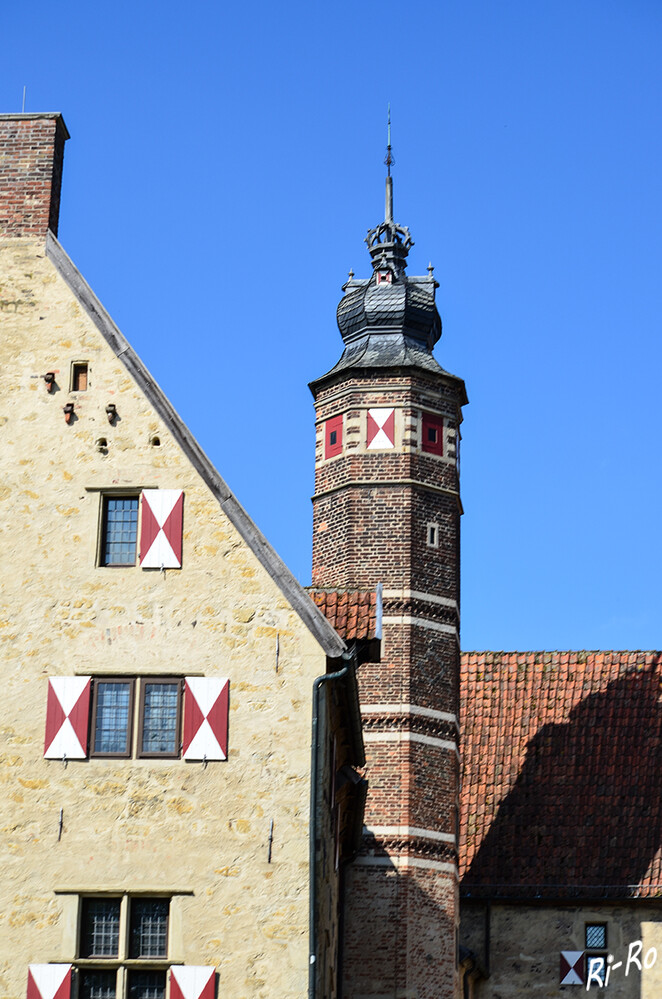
[365,106,412,273]
[384,103,393,222]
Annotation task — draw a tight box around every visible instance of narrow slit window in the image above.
[71,362,88,392]
[427,523,439,548]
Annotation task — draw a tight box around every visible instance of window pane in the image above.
[128,971,166,999]
[103,496,138,565]
[586,924,607,949]
[79,971,116,999]
[141,684,179,755]
[94,683,131,754]
[80,898,121,957]
[129,898,169,958]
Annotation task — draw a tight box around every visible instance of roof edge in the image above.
[45,230,345,659]
[0,112,70,139]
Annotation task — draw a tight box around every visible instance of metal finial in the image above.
[384,103,394,177]
[348,268,354,279]
[427,262,434,275]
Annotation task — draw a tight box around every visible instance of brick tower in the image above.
[310,158,467,998]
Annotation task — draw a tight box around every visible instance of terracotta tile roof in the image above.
[460,651,662,899]
[309,589,379,641]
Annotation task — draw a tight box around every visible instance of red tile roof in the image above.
[309,589,379,641]
[460,651,662,899]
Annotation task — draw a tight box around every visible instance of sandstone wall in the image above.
[0,237,328,999]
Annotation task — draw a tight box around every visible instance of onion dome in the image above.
[336,176,441,354]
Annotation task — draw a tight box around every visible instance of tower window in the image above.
[71,361,88,391]
[325,415,343,459]
[422,412,444,456]
[427,523,439,548]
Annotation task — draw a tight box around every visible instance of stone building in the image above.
[2,109,662,999]
[0,112,365,999]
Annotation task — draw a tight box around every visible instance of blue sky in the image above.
[4,1,662,651]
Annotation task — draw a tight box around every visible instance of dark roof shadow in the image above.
[462,663,662,899]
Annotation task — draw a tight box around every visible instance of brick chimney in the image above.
[0,113,69,238]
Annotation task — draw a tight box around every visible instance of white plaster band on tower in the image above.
[352,855,458,876]
[362,730,459,757]
[381,615,460,642]
[365,825,456,845]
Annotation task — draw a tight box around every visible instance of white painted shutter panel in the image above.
[169,967,215,999]
[182,677,229,761]
[44,677,91,759]
[139,490,184,568]
[27,966,72,999]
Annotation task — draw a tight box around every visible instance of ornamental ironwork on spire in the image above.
[365,107,413,275]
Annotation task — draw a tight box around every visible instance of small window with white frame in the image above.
[427,522,439,548]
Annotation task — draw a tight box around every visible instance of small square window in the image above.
[101,495,139,566]
[71,361,89,392]
[80,898,121,958]
[138,681,181,757]
[129,898,169,958]
[91,680,134,757]
[422,412,444,456]
[325,415,343,459]
[586,924,607,949]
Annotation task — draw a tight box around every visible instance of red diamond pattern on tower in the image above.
[44,677,91,759]
[140,489,184,568]
[367,407,395,449]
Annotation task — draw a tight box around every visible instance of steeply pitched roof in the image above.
[45,232,345,660]
[309,589,381,641]
[460,650,662,899]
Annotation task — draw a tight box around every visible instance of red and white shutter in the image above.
[139,490,184,569]
[27,966,72,999]
[183,677,229,761]
[44,678,91,759]
[560,951,584,985]
[367,408,395,449]
[169,967,215,999]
